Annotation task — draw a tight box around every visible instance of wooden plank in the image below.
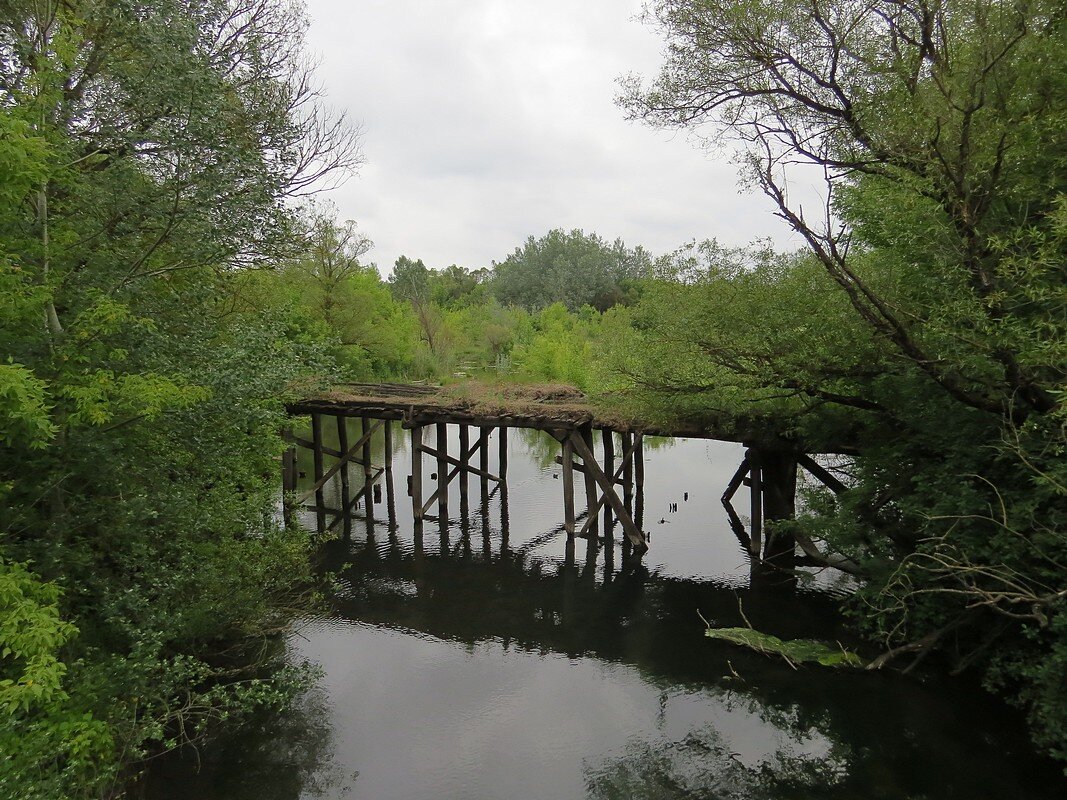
[569,431,646,549]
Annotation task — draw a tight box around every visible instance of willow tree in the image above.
[619,0,1066,761]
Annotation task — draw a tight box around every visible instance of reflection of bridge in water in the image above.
[285,383,849,569]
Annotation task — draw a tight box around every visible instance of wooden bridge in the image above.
[284,383,848,561]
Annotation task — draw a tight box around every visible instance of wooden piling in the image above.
[436,422,448,513]
[602,429,615,532]
[622,432,633,511]
[459,424,470,502]
[581,425,598,534]
[311,413,326,531]
[336,415,350,511]
[562,436,576,536]
[479,425,490,497]
[281,433,297,528]
[384,421,397,529]
[411,425,424,520]
[748,448,763,556]
[361,415,373,508]
[498,426,508,479]
[634,433,645,491]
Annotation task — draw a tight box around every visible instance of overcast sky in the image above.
[302,0,804,275]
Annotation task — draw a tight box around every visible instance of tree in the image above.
[618,0,1067,762]
[491,228,653,311]
[0,1,360,795]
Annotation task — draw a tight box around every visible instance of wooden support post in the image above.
[634,434,645,491]
[562,436,576,536]
[436,422,448,513]
[602,429,615,532]
[581,425,598,534]
[479,425,490,497]
[622,432,633,511]
[361,416,373,508]
[412,426,424,520]
[281,435,297,528]
[336,415,350,511]
[498,426,508,479]
[311,413,326,532]
[384,421,396,529]
[569,431,646,550]
[722,456,751,504]
[747,448,762,556]
[761,451,798,566]
[459,424,470,502]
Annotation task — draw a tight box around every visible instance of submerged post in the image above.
[622,431,633,511]
[760,450,798,566]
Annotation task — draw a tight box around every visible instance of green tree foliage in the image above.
[492,228,651,312]
[618,0,1067,762]
[0,1,358,795]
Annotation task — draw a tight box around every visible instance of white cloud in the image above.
[303,0,805,275]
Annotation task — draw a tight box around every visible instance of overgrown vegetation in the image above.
[2,0,1063,794]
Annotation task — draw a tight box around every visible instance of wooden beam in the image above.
[417,444,501,482]
[721,456,750,504]
[577,435,637,536]
[798,454,848,495]
[419,429,493,513]
[602,430,615,531]
[284,433,344,459]
[569,431,646,549]
[294,419,384,506]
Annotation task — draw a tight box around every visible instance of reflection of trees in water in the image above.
[583,721,851,800]
[139,684,346,800]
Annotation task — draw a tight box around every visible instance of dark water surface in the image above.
[142,424,1065,799]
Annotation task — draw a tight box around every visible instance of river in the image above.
[140,423,1065,799]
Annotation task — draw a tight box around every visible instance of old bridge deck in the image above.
[283,382,848,559]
